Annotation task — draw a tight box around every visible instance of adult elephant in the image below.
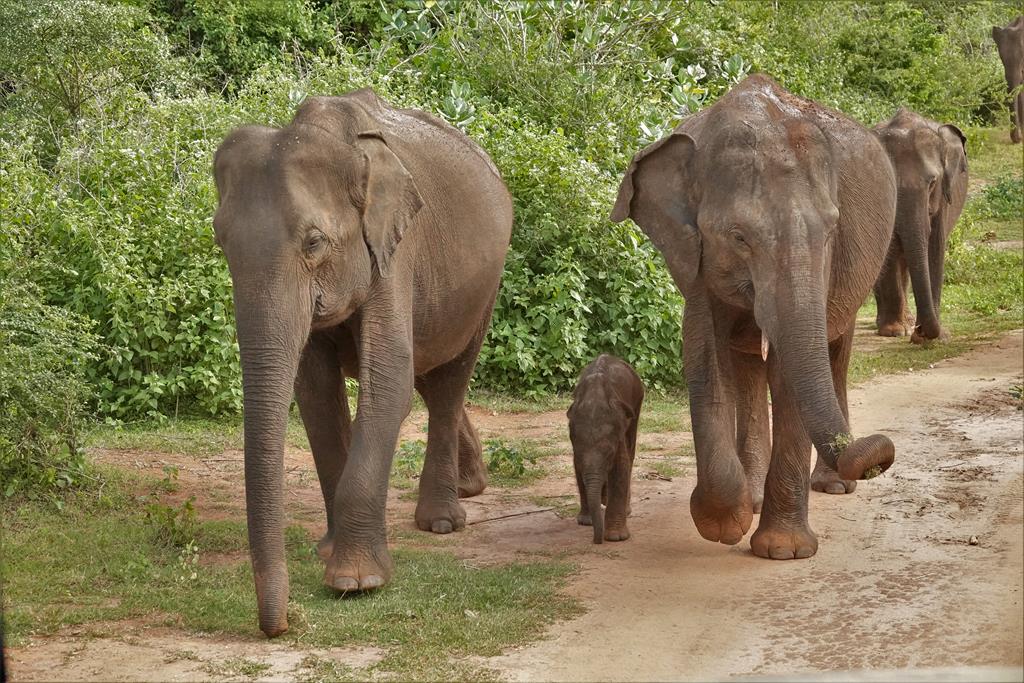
[873,109,968,343]
[212,89,512,637]
[993,16,1024,143]
[610,75,896,559]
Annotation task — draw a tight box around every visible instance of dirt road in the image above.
[486,331,1024,681]
[8,332,1023,681]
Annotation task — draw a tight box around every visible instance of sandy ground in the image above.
[7,331,1024,681]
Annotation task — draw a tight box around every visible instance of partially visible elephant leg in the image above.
[751,349,818,560]
[414,330,487,534]
[875,242,911,337]
[811,322,859,495]
[456,408,487,498]
[603,451,632,542]
[733,349,770,514]
[686,295,753,545]
[294,332,351,562]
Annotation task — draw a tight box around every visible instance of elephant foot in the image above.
[876,320,910,337]
[415,496,467,534]
[910,325,949,345]
[750,522,818,560]
[1011,127,1021,144]
[323,540,393,593]
[577,511,593,526]
[837,434,895,482]
[457,466,487,498]
[810,459,857,495]
[745,471,766,514]
[604,521,630,542]
[690,480,753,545]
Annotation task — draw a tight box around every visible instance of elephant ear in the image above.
[355,130,424,276]
[610,131,702,291]
[938,124,967,204]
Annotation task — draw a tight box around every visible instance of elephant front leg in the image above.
[733,349,770,513]
[456,409,488,498]
[751,352,818,560]
[324,310,413,593]
[684,298,753,545]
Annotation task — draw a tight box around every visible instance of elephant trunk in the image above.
[584,471,605,544]
[757,253,894,482]
[900,198,941,340]
[233,274,312,638]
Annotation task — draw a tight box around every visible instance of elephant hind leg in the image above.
[874,244,911,337]
[457,409,487,497]
[414,331,488,534]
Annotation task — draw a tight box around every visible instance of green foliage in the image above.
[975,174,1024,219]
[2,0,1021,420]
[142,465,198,548]
[484,438,541,484]
[0,276,98,499]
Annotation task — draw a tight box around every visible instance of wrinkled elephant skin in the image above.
[212,89,512,637]
[873,108,968,345]
[611,74,898,560]
[568,355,645,544]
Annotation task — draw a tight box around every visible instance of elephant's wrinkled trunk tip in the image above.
[817,432,896,481]
[585,475,604,544]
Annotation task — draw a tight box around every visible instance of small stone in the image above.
[969,535,979,546]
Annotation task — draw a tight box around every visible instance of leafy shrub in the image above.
[976,174,1024,219]
[0,277,98,499]
[483,438,541,484]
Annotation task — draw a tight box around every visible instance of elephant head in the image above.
[993,17,1024,143]
[874,109,967,342]
[212,91,423,637]
[611,107,891,481]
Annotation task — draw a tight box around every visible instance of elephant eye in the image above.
[730,228,747,245]
[304,230,327,255]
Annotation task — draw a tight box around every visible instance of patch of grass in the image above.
[467,390,570,414]
[203,657,271,679]
[295,655,362,683]
[390,440,426,490]
[638,393,689,433]
[484,438,547,488]
[963,127,1024,186]
[644,458,685,480]
[86,411,314,457]
[529,494,578,519]
[3,476,580,681]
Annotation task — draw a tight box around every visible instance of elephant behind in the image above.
[213,89,512,637]
[873,108,968,343]
[611,74,897,560]
[993,16,1024,143]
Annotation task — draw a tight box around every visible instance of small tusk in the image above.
[761,330,769,362]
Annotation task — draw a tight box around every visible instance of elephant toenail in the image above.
[432,519,454,534]
[360,575,385,590]
[331,576,359,593]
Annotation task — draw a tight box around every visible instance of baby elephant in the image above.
[568,354,645,543]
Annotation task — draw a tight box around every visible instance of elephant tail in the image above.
[585,475,605,544]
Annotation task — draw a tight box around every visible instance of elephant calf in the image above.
[213,89,512,637]
[568,355,644,544]
[873,108,968,343]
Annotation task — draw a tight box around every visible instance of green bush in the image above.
[0,277,98,499]
[2,0,1021,422]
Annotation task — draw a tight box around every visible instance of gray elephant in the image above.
[568,354,644,544]
[212,89,512,637]
[993,16,1024,144]
[610,74,896,560]
[873,109,968,343]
